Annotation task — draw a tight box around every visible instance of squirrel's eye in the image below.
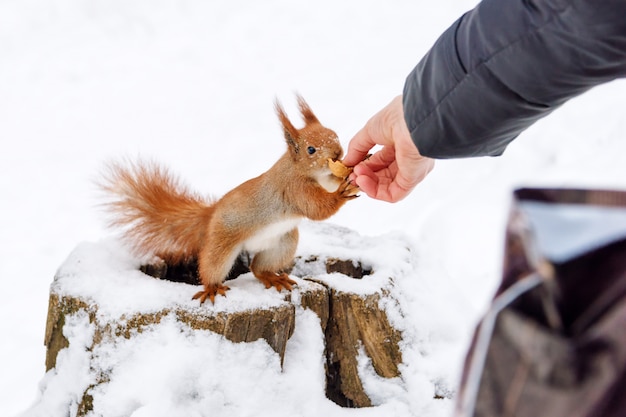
[307,146,316,155]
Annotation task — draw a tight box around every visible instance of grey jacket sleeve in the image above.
[403,0,626,159]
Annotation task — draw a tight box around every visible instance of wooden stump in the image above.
[324,290,402,407]
[43,223,405,412]
[45,293,299,371]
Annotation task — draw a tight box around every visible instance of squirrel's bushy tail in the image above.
[99,160,214,263]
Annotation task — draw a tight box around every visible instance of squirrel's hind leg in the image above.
[194,242,240,304]
[250,229,298,292]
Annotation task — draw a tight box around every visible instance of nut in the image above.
[327,158,353,179]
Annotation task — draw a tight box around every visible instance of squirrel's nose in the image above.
[333,150,342,160]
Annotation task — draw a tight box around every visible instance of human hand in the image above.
[343,95,434,203]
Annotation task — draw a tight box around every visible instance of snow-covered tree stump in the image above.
[42,222,409,413]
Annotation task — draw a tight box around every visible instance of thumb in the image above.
[343,127,376,167]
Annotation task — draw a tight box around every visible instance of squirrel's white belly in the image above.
[243,217,301,252]
[315,172,341,193]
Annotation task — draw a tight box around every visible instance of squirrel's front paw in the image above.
[338,178,360,199]
[192,283,230,304]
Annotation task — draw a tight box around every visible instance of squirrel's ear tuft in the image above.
[296,94,319,126]
[275,99,300,154]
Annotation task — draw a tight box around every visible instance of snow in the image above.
[2,0,626,416]
[24,312,96,417]
[27,221,454,416]
[52,238,292,316]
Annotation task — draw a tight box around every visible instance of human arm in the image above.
[404,0,626,158]
[345,0,626,202]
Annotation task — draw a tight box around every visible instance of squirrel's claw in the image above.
[254,271,297,292]
[338,178,360,199]
[193,283,231,304]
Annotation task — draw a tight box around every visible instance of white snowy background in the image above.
[2,0,625,416]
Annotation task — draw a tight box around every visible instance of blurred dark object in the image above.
[455,188,626,417]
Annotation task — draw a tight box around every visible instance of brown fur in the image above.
[99,161,214,264]
[99,96,358,304]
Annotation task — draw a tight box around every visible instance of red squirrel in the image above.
[99,96,359,304]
